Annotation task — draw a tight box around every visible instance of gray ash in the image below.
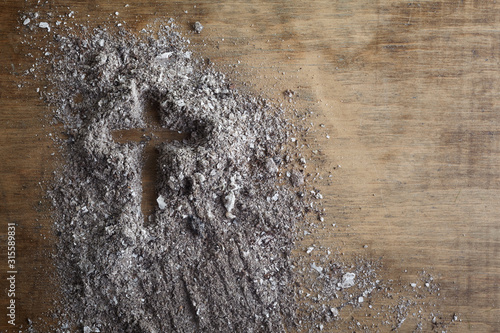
[44,24,306,332]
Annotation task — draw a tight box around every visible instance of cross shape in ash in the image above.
[112,100,188,221]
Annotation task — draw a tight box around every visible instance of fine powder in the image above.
[46,25,306,332]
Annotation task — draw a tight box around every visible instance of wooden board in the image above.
[1,0,499,331]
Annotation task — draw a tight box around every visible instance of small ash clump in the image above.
[45,25,306,332]
[193,21,203,34]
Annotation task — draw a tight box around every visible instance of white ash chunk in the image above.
[193,21,203,34]
[39,22,50,32]
[156,52,173,60]
[224,191,236,218]
[339,272,356,289]
[289,170,304,187]
[194,172,206,184]
[311,262,323,274]
[265,157,278,174]
[157,195,166,210]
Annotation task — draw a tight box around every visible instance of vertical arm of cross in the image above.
[111,100,188,222]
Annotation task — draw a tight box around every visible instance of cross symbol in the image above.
[112,99,188,222]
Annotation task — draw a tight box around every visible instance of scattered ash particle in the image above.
[193,21,203,34]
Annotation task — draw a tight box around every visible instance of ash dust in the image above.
[14,5,459,333]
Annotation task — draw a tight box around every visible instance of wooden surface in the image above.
[1,0,499,331]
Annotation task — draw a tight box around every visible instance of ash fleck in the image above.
[290,169,304,187]
[39,22,50,31]
[193,21,203,34]
[340,272,356,289]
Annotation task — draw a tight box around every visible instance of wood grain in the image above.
[1,0,499,331]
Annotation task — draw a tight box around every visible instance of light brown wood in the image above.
[1,0,499,331]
